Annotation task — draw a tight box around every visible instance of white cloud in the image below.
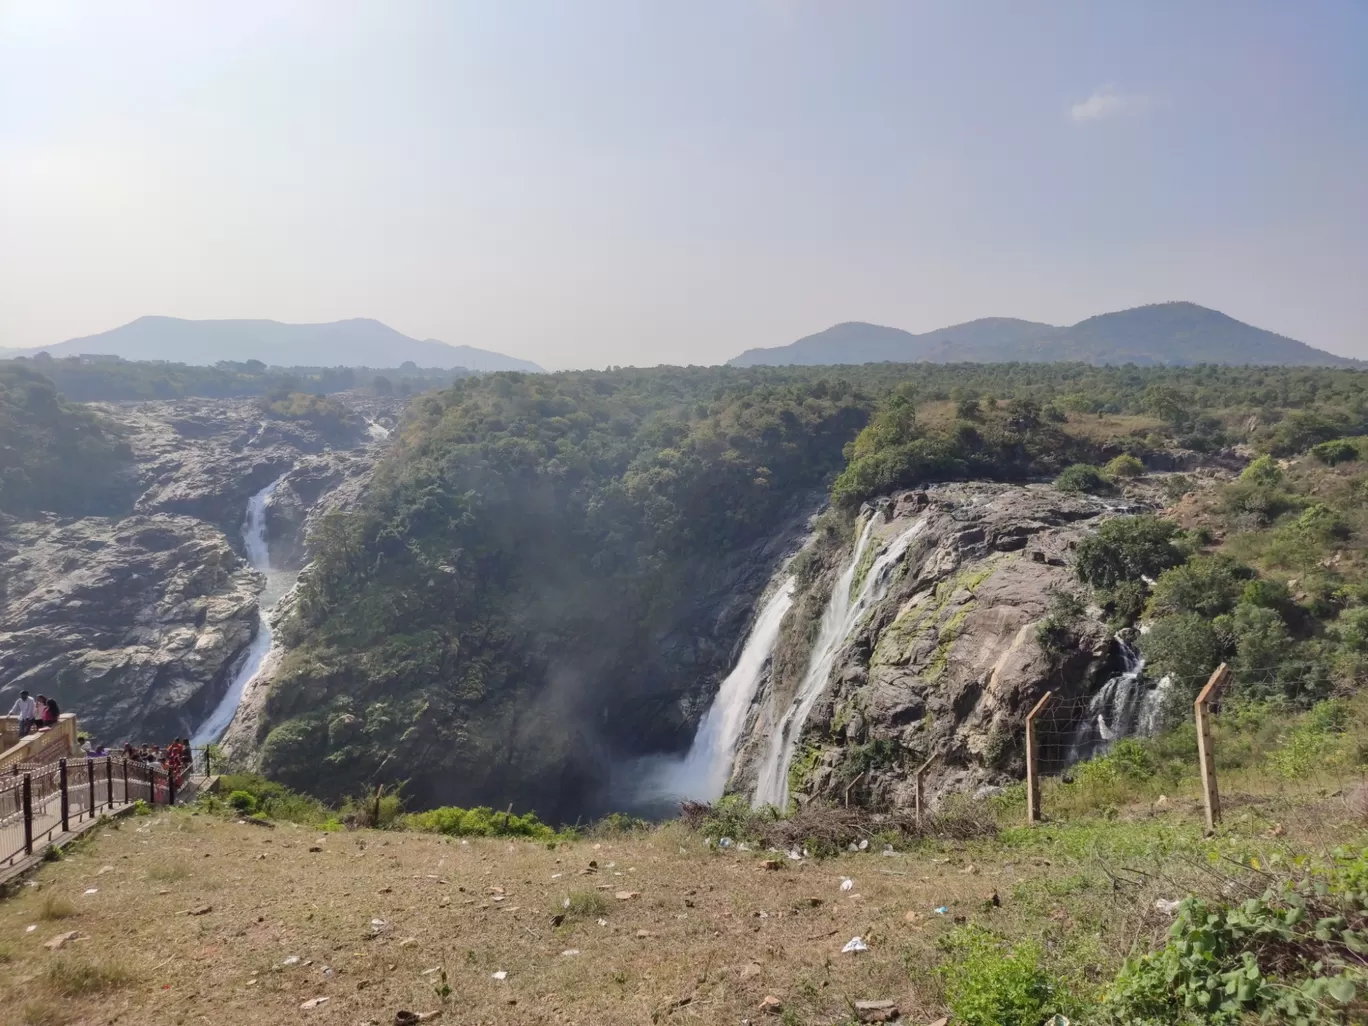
[1069,86,1150,122]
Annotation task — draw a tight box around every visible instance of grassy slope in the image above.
[6,707,1368,1026]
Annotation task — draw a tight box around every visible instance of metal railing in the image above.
[1,757,183,868]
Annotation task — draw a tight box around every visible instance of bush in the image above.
[937,925,1076,1026]
[1139,611,1226,686]
[227,790,258,814]
[402,804,558,840]
[1146,554,1252,619]
[210,774,330,825]
[1241,454,1283,486]
[1104,856,1368,1024]
[1054,463,1109,494]
[1103,453,1145,478]
[1311,438,1361,465]
[1075,515,1185,590]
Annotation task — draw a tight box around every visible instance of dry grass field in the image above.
[1,788,1362,1026]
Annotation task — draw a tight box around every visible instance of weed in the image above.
[560,890,609,920]
[42,956,133,997]
[20,1003,66,1026]
[936,925,1078,1026]
[146,859,190,883]
[39,895,77,921]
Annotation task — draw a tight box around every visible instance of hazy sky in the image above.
[3,1,1365,369]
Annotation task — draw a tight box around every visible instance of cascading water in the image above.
[752,515,926,809]
[365,418,391,441]
[191,475,296,747]
[634,575,797,805]
[1066,640,1170,763]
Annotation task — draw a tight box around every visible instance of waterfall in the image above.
[751,515,926,809]
[365,418,391,441]
[1066,640,1170,763]
[191,475,294,748]
[635,576,797,805]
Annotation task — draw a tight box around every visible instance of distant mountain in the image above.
[3,316,543,372]
[729,303,1359,368]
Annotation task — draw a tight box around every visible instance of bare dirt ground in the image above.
[0,795,1353,1026]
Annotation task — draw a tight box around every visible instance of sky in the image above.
[2,1,1366,370]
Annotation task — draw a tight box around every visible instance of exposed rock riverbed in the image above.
[0,396,396,744]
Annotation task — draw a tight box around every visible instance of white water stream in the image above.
[191,475,296,748]
[1065,640,1171,763]
[634,575,797,805]
[752,516,926,808]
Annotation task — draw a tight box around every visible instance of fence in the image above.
[0,757,182,869]
[1021,663,1220,827]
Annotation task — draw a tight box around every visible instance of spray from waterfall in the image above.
[752,515,926,809]
[191,475,295,748]
[633,576,797,806]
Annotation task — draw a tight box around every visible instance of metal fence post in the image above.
[22,774,33,855]
[1025,690,1054,826]
[105,758,113,808]
[86,758,95,820]
[1196,663,1230,834]
[168,764,177,806]
[59,758,69,832]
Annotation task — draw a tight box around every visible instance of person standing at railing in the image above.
[42,697,59,728]
[7,691,36,738]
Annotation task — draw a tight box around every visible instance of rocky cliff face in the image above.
[0,395,396,745]
[732,483,1153,810]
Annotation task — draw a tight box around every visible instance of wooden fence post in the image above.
[914,752,937,830]
[1195,663,1230,834]
[1025,691,1054,825]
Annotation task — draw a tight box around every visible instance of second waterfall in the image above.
[191,475,296,747]
[751,515,926,809]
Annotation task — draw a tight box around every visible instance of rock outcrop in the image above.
[732,483,1155,810]
[0,514,259,741]
[0,395,396,745]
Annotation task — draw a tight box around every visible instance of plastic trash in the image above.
[83,888,98,895]
[718,837,734,848]
[934,906,949,915]
[491,970,508,981]
[25,925,35,933]
[281,956,301,966]
[560,949,580,957]
[1154,898,1182,915]
[840,878,855,891]
[858,839,869,850]
[299,996,329,1010]
[848,842,859,852]
[1044,1017,1071,1026]
[841,936,869,954]
[597,918,608,926]
[787,848,802,860]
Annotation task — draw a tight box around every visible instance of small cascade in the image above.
[365,418,391,441]
[635,576,797,805]
[191,475,295,748]
[1066,640,1169,763]
[752,515,926,809]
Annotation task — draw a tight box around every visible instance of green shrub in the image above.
[1104,453,1145,478]
[1139,611,1226,686]
[1311,438,1361,466]
[402,804,558,840]
[937,925,1077,1026]
[227,790,258,814]
[1055,463,1109,494]
[1075,515,1185,590]
[1241,454,1283,485]
[213,773,330,825]
[1147,554,1253,619]
[1104,856,1368,1024]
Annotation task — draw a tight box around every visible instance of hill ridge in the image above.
[730,301,1358,368]
[3,315,543,373]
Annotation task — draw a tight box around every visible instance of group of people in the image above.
[7,689,61,737]
[122,738,194,778]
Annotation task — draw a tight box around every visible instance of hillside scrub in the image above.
[0,363,134,516]
[254,362,1368,819]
